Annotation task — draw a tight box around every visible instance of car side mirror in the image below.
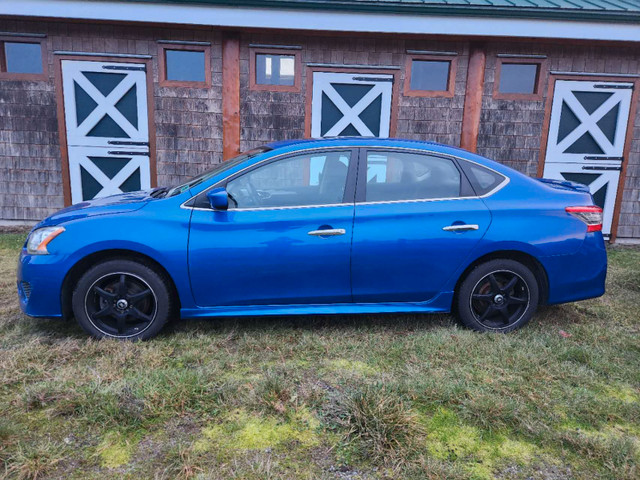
[207,187,229,211]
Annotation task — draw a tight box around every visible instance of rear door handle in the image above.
[308,228,346,237]
[442,224,479,232]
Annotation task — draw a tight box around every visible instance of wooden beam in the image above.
[460,43,486,153]
[222,32,240,160]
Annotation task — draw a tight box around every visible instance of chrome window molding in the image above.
[180,145,510,212]
[188,203,353,212]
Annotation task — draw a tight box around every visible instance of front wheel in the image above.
[456,259,539,333]
[72,259,174,340]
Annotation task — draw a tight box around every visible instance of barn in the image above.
[1,0,639,241]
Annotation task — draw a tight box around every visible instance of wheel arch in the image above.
[60,249,181,319]
[453,250,549,309]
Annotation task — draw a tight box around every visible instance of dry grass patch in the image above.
[0,232,639,479]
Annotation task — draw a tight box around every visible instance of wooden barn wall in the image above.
[239,33,467,152]
[477,43,640,238]
[0,19,223,222]
[0,18,639,237]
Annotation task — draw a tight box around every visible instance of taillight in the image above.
[565,206,603,232]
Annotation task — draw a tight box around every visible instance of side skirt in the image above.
[180,291,454,319]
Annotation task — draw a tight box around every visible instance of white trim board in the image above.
[1,0,640,43]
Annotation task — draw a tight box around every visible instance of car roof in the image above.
[266,137,471,157]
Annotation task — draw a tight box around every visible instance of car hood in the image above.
[37,191,153,227]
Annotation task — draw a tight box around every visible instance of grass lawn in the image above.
[0,231,639,479]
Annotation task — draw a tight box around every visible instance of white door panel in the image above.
[68,146,151,204]
[61,60,151,203]
[543,79,634,236]
[311,72,393,138]
[545,80,632,164]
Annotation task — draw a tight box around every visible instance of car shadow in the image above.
[164,312,458,337]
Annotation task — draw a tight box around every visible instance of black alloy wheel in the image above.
[85,272,157,337]
[470,270,529,329]
[456,259,539,333]
[72,259,174,340]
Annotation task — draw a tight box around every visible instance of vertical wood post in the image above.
[222,32,240,160]
[460,44,487,153]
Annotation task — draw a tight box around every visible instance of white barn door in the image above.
[61,60,151,203]
[311,72,393,138]
[542,80,634,235]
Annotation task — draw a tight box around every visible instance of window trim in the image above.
[249,47,301,93]
[403,54,457,98]
[493,56,548,101]
[190,147,358,211]
[182,146,509,211]
[0,36,47,81]
[158,42,211,88]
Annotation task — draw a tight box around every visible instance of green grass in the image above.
[0,231,638,479]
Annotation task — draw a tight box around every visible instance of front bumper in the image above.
[17,249,67,318]
[540,232,607,305]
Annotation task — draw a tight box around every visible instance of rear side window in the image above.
[364,151,462,202]
[459,161,506,196]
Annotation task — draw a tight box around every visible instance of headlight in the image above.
[26,226,65,255]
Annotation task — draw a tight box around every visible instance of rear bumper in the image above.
[17,249,66,318]
[540,232,607,305]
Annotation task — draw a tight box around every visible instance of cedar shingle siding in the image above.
[0,17,639,238]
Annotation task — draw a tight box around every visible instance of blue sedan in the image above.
[17,138,607,339]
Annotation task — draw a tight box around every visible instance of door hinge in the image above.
[593,84,633,89]
[108,141,149,146]
[351,76,393,82]
[102,65,146,72]
[582,165,621,171]
[584,156,623,161]
[108,151,151,156]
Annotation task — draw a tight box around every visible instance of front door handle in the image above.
[308,228,346,237]
[442,224,479,232]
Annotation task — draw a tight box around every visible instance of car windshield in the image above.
[166,147,271,197]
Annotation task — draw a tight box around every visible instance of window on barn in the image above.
[0,37,46,80]
[250,46,301,92]
[404,53,457,97]
[494,56,547,100]
[158,42,211,87]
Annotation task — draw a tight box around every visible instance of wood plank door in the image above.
[61,60,152,203]
[542,80,634,236]
[311,72,393,138]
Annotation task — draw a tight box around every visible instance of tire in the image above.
[456,259,539,333]
[71,259,174,340]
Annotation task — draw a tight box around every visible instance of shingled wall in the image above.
[0,19,223,222]
[0,18,639,238]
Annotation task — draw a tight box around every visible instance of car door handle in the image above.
[442,224,479,232]
[308,228,346,236]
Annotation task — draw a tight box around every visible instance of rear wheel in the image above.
[72,259,173,340]
[456,259,539,333]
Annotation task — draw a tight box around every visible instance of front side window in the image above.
[364,151,461,202]
[227,151,351,209]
